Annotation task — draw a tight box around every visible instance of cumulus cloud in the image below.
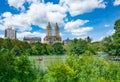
[0,2,67,31]
[64,19,93,36]
[114,0,120,6]
[1,12,32,31]
[60,0,106,16]
[2,0,106,32]
[7,0,42,10]
[8,0,26,11]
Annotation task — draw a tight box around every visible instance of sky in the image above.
[0,0,120,42]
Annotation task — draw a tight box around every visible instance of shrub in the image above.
[45,55,120,82]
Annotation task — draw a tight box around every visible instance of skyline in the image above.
[0,0,120,42]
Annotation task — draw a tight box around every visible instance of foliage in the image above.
[100,19,120,56]
[0,50,42,82]
[53,43,65,55]
[0,39,66,56]
[113,19,120,56]
[45,55,120,82]
[33,42,43,55]
[69,38,97,55]
[3,39,13,50]
[101,36,116,55]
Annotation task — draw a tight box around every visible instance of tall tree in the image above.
[101,36,115,55]
[70,39,88,55]
[53,43,65,55]
[113,19,120,56]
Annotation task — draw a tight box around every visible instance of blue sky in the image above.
[0,0,120,42]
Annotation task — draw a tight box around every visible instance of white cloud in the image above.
[8,0,25,11]
[7,0,41,10]
[65,19,89,31]
[60,0,106,16]
[0,2,67,31]
[104,24,110,27]
[0,34,4,38]
[64,19,93,36]
[3,0,106,32]
[1,12,32,31]
[2,12,12,17]
[107,30,115,35]
[114,0,120,6]
[71,27,93,36]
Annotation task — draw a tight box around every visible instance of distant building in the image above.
[5,27,16,39]
[63,38,72,45]
[23,37,41,43]
[85,36,91,42]
[44,22,62,44]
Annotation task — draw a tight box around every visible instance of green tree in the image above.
[11,45,22,56]
[113,19,120,56]
[3,39,13,50]
[101,36,115,55]
[45,44,54,55]
[53,43,65,55]
[69,39,88,55]
[0,50,38,82]
[69,38,97,55]
[0,38,4,49]
[33,42,43,55]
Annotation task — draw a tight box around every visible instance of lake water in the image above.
[29,55,67,71]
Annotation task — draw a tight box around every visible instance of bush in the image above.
[45,55,120,82]
[0,50,40,82]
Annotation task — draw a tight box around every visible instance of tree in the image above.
[0,50,38,82]
[45,44,54,55]
[53,43,65,55]
[69,38,97,55]
[0,38,4,49]
[113,19,120,56]
[101,36,115,55]
[33,42,43,55]
[3,39,13,50]
[11,45,21,56]
[69,39,88,55]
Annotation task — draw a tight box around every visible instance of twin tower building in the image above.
[44,22,62,44]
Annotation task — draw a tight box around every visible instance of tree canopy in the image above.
[113,19,120,56]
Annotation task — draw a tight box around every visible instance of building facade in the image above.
[23,37,41,43]
[5,27,16,39]
[63,38,72,45]
[44,22,62,44]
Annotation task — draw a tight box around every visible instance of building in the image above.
[63,38,72,45]
[44,22,62,44]
[5,27,16,39]
[23,37,41,43]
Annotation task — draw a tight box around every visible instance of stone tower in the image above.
[54,23,60,37]
[46,22,52,36]
[44,22,62,44]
